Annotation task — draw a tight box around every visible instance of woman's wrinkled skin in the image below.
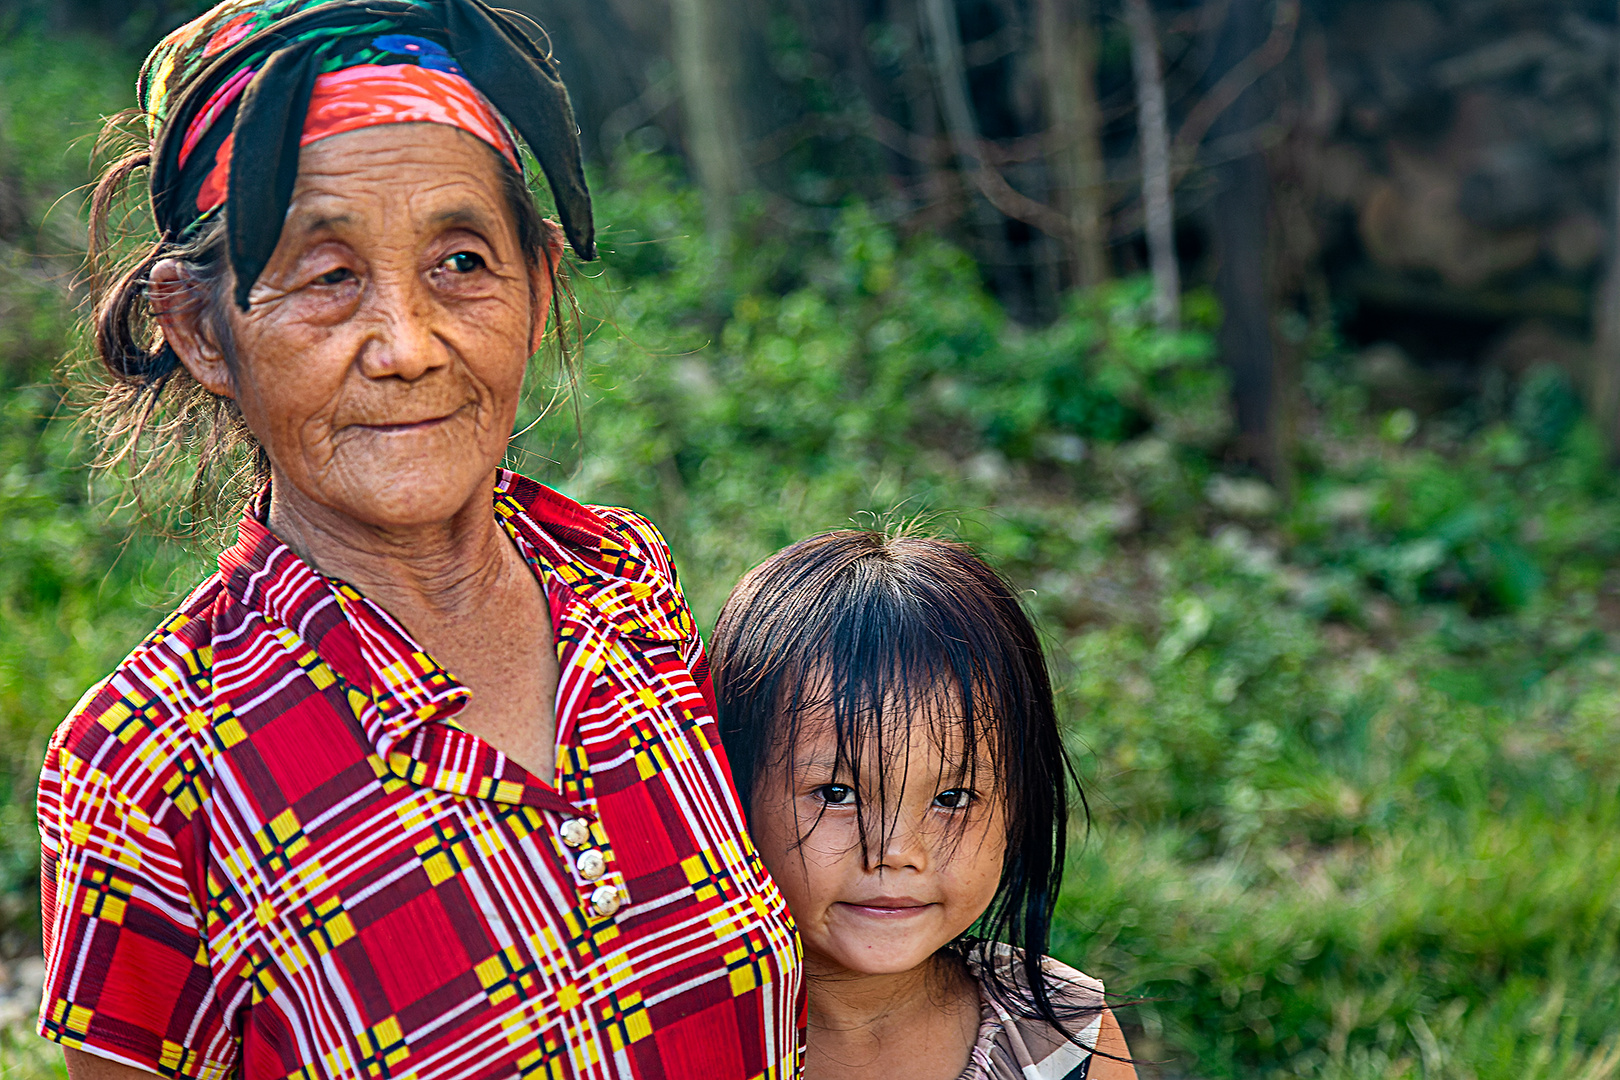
[148,120,564,776]
[79,121,571,1080]
[159,123,553,531]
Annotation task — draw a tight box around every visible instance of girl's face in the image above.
[749,705,1007,977]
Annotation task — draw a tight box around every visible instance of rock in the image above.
[1206,475,1279,518]
[1458,142,1561,228]
[1359,145,1540,289]
[1037,432,1087,464]
[1320,485,1376,525]
[1545,211,1606,273]
[965,450,1011,486]
[1334,1,1446,114]
[1318,143,1375,206]
[1481,321,1590,385]
[13,957,44,1005]
[0,956,45,1034]
[1534,97,1606,158]
[1310,0,1620,355]
[1355,342,1413,383]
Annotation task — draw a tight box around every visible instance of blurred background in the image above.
[3,0,1620,1076]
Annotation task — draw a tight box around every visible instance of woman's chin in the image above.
[308,455,499,531]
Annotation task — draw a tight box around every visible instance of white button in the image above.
[590,885,621,917]
[576,849,606,880]
[559,818,590,848]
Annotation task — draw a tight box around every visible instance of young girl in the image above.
[711,530,1136,1080]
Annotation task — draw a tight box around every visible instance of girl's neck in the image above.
[806,954,982,1080]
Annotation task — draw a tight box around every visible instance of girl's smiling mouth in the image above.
[836,897,935,918]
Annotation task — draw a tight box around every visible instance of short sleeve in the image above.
[37,719,236,1079]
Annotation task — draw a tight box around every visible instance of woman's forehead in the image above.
[286,125,510,222]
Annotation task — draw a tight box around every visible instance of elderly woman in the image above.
[37,2,800,1078]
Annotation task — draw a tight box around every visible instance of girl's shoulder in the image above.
[960,946,1107,1080]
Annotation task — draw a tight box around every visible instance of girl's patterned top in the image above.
[37,470,803,1080]
[960,949,1107,1080]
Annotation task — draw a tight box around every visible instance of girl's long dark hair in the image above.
[710,529,1099,1042]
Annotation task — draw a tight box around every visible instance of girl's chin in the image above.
[808,937,944,978]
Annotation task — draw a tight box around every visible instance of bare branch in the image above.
[919,0,1075,242]
[1172,0,1299,180]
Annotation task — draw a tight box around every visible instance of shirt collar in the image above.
[216,470,693,761]
[491,470,694,644]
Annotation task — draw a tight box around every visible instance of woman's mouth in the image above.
[353,408,465,434]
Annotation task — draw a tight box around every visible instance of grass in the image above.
[2,16,1619,1080]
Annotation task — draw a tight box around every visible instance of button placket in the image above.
[552,811,627,919]
[575,849,606,880]
[559,817,590,848]
[589,885,621,917]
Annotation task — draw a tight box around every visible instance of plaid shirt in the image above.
[37,470,802,1080]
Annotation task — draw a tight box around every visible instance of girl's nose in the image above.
[866,812,928,874]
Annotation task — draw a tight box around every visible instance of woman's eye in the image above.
[440,251,485,274]
[315,267,354,286]
[934,789,975,810]
[813,784,856,806]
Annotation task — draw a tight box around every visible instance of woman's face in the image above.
[748,708,1007,979]
[164,123,554,529]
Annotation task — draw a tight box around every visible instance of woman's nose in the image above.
[357,274,448,381]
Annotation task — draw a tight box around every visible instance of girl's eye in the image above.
[934,789,976,810]
[440,251,485,274]
[813,784,856,806]
[315,267,354,286]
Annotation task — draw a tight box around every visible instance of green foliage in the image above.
[515,154,1226,618]
[0,26,210,975]
[511,151,1620,1078]
[5,21,1620,1080]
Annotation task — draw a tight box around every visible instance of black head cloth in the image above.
[149,0,595,311]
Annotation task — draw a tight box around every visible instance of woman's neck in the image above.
[805,954,981,1080]
[264,469,511,617]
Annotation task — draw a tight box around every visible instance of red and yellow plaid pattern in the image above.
[37,470,802,1079]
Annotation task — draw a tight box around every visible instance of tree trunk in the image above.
[1207,0,1283,483]
[1123,0,1179,328]
[1591,0,1620,453]
[670,0,751,241]
[1036,0,1109,292]
[917,0,1019,281]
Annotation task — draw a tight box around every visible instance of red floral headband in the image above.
[185,60,521,216]
[142,1,595,310]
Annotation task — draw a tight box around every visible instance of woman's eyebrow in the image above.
[430,206,497,231]
[294,212,356,235]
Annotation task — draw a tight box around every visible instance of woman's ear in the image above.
[149,258,235,398]
[528,223,566,355]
